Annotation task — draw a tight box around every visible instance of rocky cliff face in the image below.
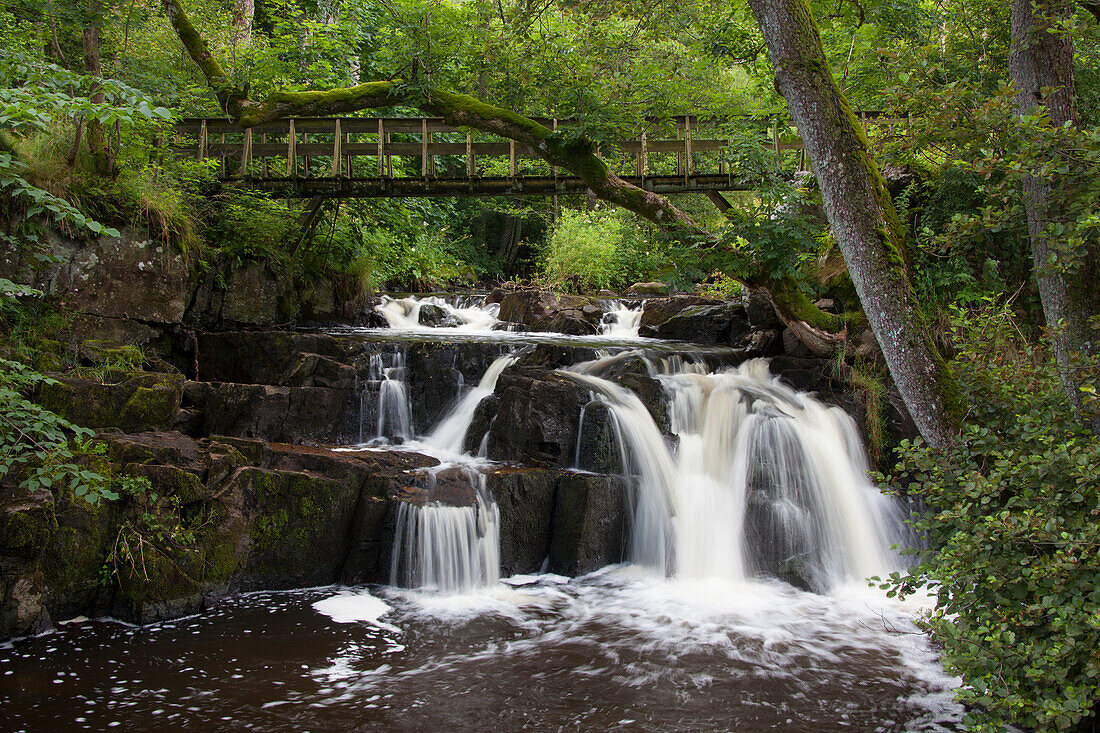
[1,230,918,640]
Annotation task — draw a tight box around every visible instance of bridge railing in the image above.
[171,113,908,187]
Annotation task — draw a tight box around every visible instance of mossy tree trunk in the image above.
[81,0,112,176]
[160,0,853,357]
[1010,0,1100,432]
[747,0,962,451]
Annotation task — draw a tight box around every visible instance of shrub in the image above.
[539,208,668,292]
[883,299,1100,731]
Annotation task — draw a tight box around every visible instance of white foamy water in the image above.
[423,354,518,455]
[599,301,643,337]
[565,356,908,591]
[376,295,502,332]
[312,590,398,631]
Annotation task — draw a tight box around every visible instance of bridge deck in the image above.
[171,114,904,198]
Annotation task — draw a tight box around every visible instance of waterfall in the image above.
[376,352,413,441]
[389,471,501,593]
[386,354,517,594]
[564,356,907,590]
[599,301,644,338]
[424,354,518,454]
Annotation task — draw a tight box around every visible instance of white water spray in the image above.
[599,301,643,338]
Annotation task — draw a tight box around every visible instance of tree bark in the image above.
[82,2,112,176]
[231,0,253,48]
[747,0,962,451]
[1010,0,1100,432]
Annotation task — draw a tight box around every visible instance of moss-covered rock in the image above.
[36,372,185,432]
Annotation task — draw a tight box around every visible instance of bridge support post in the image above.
[377,119,384,177]
[287,119,297,177]
[332,119,342,177]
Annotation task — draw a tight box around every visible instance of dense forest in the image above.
[2,0,1099,728]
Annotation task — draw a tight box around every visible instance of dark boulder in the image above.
[639,295,722,329]
[488,468,558,576]
[497,290,603,334]
[484,367,592,467]
[640,302,750,344]
[743,288,782,330]
[549,473,626,575]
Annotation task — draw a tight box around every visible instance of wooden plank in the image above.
[685,116,693,181]
[238,127,252,177]
[466,133,474,177]
[421,119,428,178]
[509,139,516,177]
[641,131,648,178]
[197,120,208,162]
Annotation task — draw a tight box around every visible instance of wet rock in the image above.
[403,342,504,431]
[549,473,626,575]
[417,303,449,327]
[35,371,184,432]
[639,295,722,330]
[767,356,847,395]
[497,290,602,334]
[640,302,750,345]
[484,367,591,467]
[513,344,601,370]
[624,282,671,296]
[573,401,623,474]
[749,329,784,357]
[488,468,558,576]
[199,383,357,443]
[281,352,358,389]
[781,329,817,358]
[743,289,782,330]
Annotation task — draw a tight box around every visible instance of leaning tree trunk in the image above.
[747,0,962,452]
[1010,0,1100,432]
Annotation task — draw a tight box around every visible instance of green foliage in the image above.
[882,300,1100,731]
[539,207,670,292]
[103,476,204,588]
[0,356,117,505]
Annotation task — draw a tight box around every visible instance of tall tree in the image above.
[745,0,962,451]
[1009,0,1100,431]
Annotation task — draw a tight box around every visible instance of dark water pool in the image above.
[0,568,962,732]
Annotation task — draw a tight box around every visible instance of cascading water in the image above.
[376,294,501,332]
[566,356,908,590]
[375,352,413,442]
[424,354,518,454]
[389,471,501,593]
[382,354,517,593]
[598,301,643,338]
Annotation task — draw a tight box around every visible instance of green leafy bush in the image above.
[884,300,1100,731]
[539,208,667,292]
[0,356,117,504]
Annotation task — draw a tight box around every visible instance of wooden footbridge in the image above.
[172,113,902,200]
